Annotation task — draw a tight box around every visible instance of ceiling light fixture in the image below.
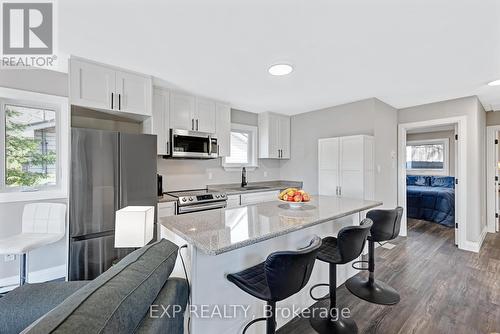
[268,63,293,76]
[488,79,500,86]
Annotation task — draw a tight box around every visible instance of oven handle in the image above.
[208,135,212,155]
[178,201,226,214]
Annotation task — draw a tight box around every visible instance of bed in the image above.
[406,175,455,228]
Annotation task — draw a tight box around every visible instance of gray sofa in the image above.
[0,239,188,334]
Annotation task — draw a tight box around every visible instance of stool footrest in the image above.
[351,260,369,271]
[309,283,330,302]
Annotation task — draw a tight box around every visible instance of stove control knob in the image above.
[189,197,194,201]
[215,194,220,198]
[181,198,187,202]
[221,194,226,198]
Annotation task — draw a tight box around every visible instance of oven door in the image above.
[171,129,217,158]
[177,201,227,214]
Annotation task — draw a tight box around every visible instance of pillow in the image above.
[407,175,430,186]
[430,176,455,188]
[24,239,178,334]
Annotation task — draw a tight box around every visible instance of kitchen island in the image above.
[159,196,381,334]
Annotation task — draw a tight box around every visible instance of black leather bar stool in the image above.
[308,219,373,334]
[345,207,403,305]
[227,236,322,334]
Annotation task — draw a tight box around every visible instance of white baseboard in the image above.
[0,264,66,293]
[460,227,488,253]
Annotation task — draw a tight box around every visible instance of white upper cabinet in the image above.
[196,97,216,133]
[318,135,374,200]
[215,102,231,157]
[115,71,152,116]
[70,59,116,110]
[152,88,170,155]
[170,92,196,131]
[69,57,152,117]
[258,112,291,159]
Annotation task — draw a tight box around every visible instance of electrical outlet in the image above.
[208,172,213,180]
[264,171,268,177]
[4,254,15,262]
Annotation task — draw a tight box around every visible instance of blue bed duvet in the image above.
[406,176,455,228]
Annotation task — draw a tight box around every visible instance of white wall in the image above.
[398,96,487,243]
[0,69,69,283]
[280,98,398,209]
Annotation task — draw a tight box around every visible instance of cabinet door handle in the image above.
[196,119,199,131]
[166,140,169,155]
[111,93,114,109]
[339,186,342,196]
[192,119,194,130]
[118,94,121,110]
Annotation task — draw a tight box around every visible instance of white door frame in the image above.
[486,125,500,233]
[398,116,467,250]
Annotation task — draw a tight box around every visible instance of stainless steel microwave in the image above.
[169,129,218,159]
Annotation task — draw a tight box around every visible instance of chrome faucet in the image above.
[241,167,247,188]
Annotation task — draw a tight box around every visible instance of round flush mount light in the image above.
[268,63,293,76]
[488,79,500,86]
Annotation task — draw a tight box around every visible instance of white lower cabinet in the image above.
[226,195,241,208]
[158,202,176,218]
[240,190,280,206]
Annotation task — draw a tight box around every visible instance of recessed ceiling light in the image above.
[488,79,500,86]
[268,63,293,76]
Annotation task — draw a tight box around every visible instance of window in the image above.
[406,139,449,175]
[222,123,258,169]
[0,87,68,202]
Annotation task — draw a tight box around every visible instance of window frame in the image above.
[406,138,449,176]
[0,87,68,203]
[222,123,259,171]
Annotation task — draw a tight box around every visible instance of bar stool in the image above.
[227,236,322,334]
[309,219,373,334]
[345,207,403,305]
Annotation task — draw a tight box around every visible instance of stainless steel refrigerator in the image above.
[69,128,157,281]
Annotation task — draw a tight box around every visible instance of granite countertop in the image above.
[158,194,177,203]
[159,196,382,255]
[207,180,303,195]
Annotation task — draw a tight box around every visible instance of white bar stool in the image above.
[0,203,66,287]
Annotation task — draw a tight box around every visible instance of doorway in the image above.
[398,116,467,250]
[486,126,500,233]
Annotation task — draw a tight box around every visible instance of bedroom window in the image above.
[406,139,449,175]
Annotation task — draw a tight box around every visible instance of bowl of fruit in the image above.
[278,188,311,209]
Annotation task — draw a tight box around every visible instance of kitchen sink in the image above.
[229,186,271,191]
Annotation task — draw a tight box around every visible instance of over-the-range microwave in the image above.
[168,129,218,159]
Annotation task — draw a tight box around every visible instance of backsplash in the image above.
[158,158,281,191]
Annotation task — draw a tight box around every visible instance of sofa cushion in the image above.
[0,281,88,334]
[24,239,178,334]
[136,278,188,334]
[430,176,455,188]
[406,175,430,186]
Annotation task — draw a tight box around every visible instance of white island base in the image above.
[160,197,381,334]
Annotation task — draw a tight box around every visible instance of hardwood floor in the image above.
[278,219,500,334]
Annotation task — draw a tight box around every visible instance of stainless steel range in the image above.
[166,189,227,214]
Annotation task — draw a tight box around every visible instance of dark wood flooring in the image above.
[278,219,500,334]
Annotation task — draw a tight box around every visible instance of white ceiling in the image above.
[59,0,500,115]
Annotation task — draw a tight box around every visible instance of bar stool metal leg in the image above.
[310,264,358,334]
[20,253,27,286]
[345,240,400,305]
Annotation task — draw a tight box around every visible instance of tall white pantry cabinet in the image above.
[318,135,375,200]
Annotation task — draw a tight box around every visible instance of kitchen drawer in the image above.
[158,202,176,217]
[226,195,240,208]
[240,190,280,206]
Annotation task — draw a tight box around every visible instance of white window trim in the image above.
[0,87,68,203]
[406,138,449,176]
[222,123,259,171]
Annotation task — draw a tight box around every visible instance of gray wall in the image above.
[279,98,399,209]
[0,69,69,283]
[407,130,456,176]
[158,109,282,191]
[399,96,487,243]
